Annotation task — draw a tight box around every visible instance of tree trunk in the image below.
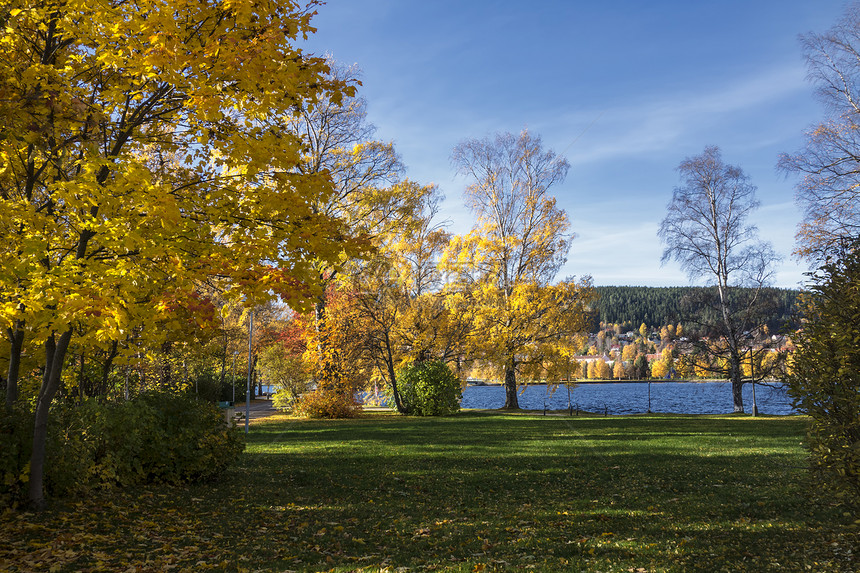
[314,297,326,334]
[502,362,519,409]
[5,322,25,409]
[29,329,73,510]
[729,348,744,413]
[383,334,407,413]
[219,329,228,386]
[386,361,406,413]
[716,277,744,413]
[100,340,119,399]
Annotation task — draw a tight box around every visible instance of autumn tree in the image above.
[0,0,353,508]
[347,187,469,413]
[444,130,594,408]
[779,4,860,260]
[594,358,611,380]
[286,60,426,311]
[612,358,625,380]
[283,60,432,407]
[659,146,779,412]
[296,288,365,418]
[784,239,860,507]
[650,347,675,379]
[660,326,671,346]
[261,314,310,409]
[575,360,587,380]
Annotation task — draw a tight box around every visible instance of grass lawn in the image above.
[1,412,857,572]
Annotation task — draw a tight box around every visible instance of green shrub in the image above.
[784,241,860,509]
[0,392,245,507]
[397,360,462,416]
[1,401,96,502]
[260,345,311,411]
[0,405,33,507]
[85,392,245,486]
[190,370,226,403]
[272,389,295,412]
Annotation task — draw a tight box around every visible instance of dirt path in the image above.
[229,398,278,425]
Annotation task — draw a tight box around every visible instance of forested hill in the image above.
[593,286,801,332]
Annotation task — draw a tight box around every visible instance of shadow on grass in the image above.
[194,413,853,571]
[2,414,855,572]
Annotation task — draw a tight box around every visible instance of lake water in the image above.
[461,381,798,415]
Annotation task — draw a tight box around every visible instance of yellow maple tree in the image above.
[0,0,356,508]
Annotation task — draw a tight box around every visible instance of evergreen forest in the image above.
[593,286,800,334]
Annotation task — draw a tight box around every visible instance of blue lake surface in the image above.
[461,381,797,415]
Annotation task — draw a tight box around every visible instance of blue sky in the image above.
[301,1,848,288]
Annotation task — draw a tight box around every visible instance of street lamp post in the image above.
[647,378,652,413]
[231,351,238,404]
[246,310,253,434]
[750,346,759,417]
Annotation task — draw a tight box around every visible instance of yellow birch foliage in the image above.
[466,279,595,383]
[650,347,675,379]
[612,359,625,380]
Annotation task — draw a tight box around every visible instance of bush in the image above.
[0,392,245,507]
[784,241,860,509]
[260,345,311,411]
[190,369,227,403]
[87,392,244,486]
[0,405,33,507]
[295,386,360,419]
[397,360,462,416]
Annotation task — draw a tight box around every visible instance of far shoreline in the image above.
[466,378,750,386]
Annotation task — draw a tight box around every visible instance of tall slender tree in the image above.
[444,130,593,409]
[659,146,779,412]
[284,60,431,404]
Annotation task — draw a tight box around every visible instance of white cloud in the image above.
[558,65,810,165]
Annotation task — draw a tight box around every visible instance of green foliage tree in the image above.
[633,355,650,380]
[260,343,309,411]
[784,240,860,508]
[396,360,462,416]
[593,286,798,336]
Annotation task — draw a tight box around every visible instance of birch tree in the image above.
[444,130,593,409]
[779,4,860,260]
[659,146,779,412]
